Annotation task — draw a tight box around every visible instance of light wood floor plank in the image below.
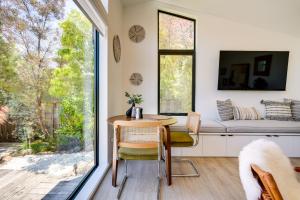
[93,157,300,200]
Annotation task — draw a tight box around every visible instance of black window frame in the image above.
[158,10,196,116]
[67,29,100,200]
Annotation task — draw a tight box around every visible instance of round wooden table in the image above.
[107,114,177,186]
[107,114,177,126]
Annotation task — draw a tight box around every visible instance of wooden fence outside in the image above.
[0,103,59,142]
[0,123,17,142]
[0,106,17,142]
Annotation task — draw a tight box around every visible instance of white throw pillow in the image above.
[233,106,261,120]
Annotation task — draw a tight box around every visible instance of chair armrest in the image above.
[294,167,300,173]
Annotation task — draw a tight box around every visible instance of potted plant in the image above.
[125,92,143,117]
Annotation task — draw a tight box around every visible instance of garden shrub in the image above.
[57,134,81,152]
[28,140,55,154]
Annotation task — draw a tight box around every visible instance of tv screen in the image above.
[218,51,289,90]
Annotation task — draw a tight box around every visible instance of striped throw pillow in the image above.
[261,100,292,121]
[291,100,300,121]
[284,99,300,121]
[216,99,234,121]
[233,106,261,120]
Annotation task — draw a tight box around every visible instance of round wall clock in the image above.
[113,35,121,63]
[128,25,145,43]
[130,73,143,86]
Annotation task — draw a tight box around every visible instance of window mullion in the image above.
[158,50,194,55]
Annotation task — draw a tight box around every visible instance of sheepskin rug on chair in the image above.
[239,139,300,200]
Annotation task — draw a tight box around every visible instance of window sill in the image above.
[74,163,110,200]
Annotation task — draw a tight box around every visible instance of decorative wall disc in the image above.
[129,25,145,43]
[113,35,121,63]
[130,73,143,86]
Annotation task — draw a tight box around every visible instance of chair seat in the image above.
[118,147,158,160]
[168,131,194,147]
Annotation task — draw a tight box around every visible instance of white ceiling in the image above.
[120,0,300,37]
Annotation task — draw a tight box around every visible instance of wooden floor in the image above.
[93,157,300,200]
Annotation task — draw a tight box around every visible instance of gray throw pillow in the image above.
[261,100,292,121]
[284,98,300,121]
[216,99,234,121]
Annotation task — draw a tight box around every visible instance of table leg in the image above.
[165,125,172,185]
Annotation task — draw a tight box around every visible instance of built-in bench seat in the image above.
[219,120,300,133]
[171,119,300,157]
[171,120,226,133]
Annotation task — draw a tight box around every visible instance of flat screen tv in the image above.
[218,51,289,90]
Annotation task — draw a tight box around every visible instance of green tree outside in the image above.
[49,10,95,149]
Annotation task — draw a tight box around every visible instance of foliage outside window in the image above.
[158,11,196,115]
[0,0,98,199]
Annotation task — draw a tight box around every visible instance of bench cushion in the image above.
[220,120,300,133]
[171,120,226,133]
[200,120,226,133]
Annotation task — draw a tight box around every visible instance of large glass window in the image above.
[158,11,196,115]
[0,0,98,199]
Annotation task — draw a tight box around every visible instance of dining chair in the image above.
[165,112,201,177]
[112,120,166,199]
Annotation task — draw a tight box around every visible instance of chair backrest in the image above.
[113,120,164,149]
[251,164,283,200]
[185,112,201,135]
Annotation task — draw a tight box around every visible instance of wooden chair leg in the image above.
[295,167,300,173]
[112,159,118,187]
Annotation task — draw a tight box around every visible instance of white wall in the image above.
[108,0,124,117]
[158,0,300,38]
[106,0,124,163]
[121,1,300,122]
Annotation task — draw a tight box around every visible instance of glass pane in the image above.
[160,55,193,113]
[0,0,96,199]
[159,12,194,50]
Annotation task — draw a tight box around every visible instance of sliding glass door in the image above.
[0,0,98,199]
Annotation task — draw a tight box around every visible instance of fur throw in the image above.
[239,139,300,200]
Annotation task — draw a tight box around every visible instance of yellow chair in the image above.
[166,112,201,177]
[112,120,166,199]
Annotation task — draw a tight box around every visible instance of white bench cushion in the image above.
[200,120,226,133]
[171,120,226,133]
[220,120,300,133]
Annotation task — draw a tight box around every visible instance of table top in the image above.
[107,114,177,126]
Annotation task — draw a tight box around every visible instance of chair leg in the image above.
[112,159,119,187]
[172,158,200,177]
[156,160,161,200]
[157,177,161,200]
[117,160,128,199]
[116,160,162,199]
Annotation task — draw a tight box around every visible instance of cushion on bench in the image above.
[171,120,226,133]
[220,120,300,133]
[200,120,226,133]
